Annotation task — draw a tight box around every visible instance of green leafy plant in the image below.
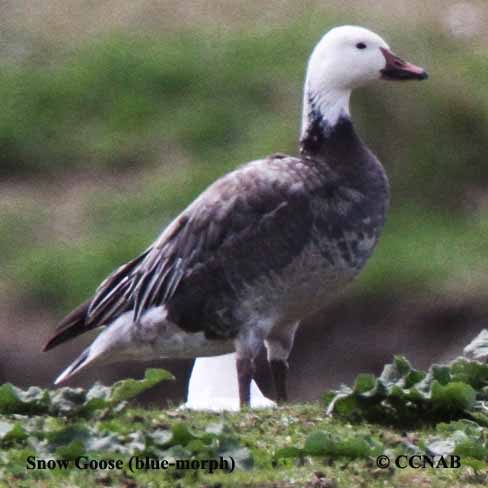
[275,430,383,461]
[324,331,488,427]
[0,368,173,417]
[0,368,252,473]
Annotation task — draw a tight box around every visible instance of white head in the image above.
[301,25,427,133]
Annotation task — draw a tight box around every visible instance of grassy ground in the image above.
[1,402,486,488]
[2,350,488,488]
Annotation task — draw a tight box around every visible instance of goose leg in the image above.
[269,359,288,403]
[236,356,255,407]
[265,321,299,403]
[234,328,264,407]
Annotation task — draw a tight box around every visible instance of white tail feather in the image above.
[52,305,234,386]
[53,311,135,385]
[54,347,95,385]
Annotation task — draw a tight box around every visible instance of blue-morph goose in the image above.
[43,26,427,406]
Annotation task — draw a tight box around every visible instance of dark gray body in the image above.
[44,117,389,355]
[167,117,389,339]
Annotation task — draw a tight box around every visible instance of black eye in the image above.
[356,42,367,50]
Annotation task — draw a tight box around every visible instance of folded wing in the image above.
[43,156,309,351]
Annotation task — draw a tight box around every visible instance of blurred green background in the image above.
[0,0,487,401]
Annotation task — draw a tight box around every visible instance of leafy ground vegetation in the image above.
[1,333,488,487]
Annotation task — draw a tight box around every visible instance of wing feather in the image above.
[43,155,308,350]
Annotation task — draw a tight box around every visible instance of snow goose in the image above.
[43,25,427,406]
